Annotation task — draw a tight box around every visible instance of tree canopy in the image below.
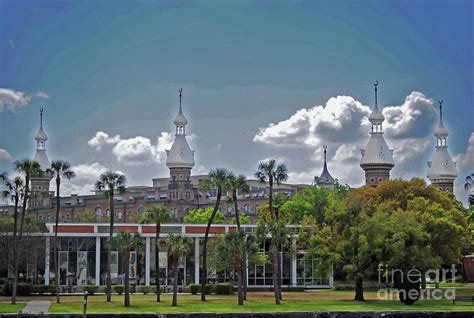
[183,207,224,224]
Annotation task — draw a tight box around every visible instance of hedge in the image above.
[112,285,125,294]
[83,285,99,295]
[215,283,233,295]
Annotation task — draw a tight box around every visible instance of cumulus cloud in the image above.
[35,92,50,99]
[0,149,12,161]
[59,162,111,196]
[254,91,438,187]
[87,130,188,166]
[454,132,474,168]
[88,131,121,150]
[454,133,474,206]
[0,88,51,112]
[0,88,31,112]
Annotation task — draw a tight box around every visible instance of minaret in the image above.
[360,81,394,187]
[315,145,336,188]
[31,108,52,210]
[165,89,195,218]
[427,100,457,192]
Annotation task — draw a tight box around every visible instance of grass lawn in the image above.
[42,291,474,313]
[0,302,25,313]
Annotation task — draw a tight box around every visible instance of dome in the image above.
[368,106,385,124]
[427,147,457,180]
[173,109,188,126]
[32,149,50,170]
[35,127,48,141]
[165,135,195,169]
[360,133,394,167]
[318,165,335,185]
[434,121,449,138]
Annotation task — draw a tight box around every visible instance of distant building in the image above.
[314,145,336,188]
[26,90,307,223]
[360,82,394,186]
[427,101,457,192]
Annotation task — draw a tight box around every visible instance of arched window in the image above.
[138,207,145,215]
[95,207,102,217]
[227,206,232,214]
[106,208,110,217]
[244,204,250,213]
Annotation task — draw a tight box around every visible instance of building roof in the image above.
[32,149,50,170]
[368,105,385,124]
[427,147,458,180]
[360,132,395,167]
[165,135,195,169]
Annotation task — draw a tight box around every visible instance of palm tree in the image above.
[2,177,24,238]
[256,220,291,305]
[255,159,288,220]
[200,168,231,301]
[167,234,193,307]
[0,171,6,181]
[11,159,42,304]
[227,173,250,299]
[111,231,142,307]
[95,171,126,302]
[141,205,174,302]
[46,160,75,304]
[255,159,288,301]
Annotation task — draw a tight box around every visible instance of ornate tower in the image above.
[360,82,394,187]
[165,89,195,217]
[30,108,52,209]
[427,101,457,192]
[315,145,336,188]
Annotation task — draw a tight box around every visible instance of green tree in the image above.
[167,234,193,307]
[210,231,263,305]
[111,231,142,307]
[2,177,24,238]
[183,207,224,224]
[140,205,174,302]
[71,209,100,222]
[281,185,333,224]
[257,193,290,223]
[200,168,231,301]
[465,173,474,207]
[47,160,75,304]
[230,214,250,225]
[95,171,126,302]
[255,220,292,305]
[11,159,42,304]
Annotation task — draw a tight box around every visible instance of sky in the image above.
[0,0,473,204]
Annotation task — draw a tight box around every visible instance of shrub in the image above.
[215,283,233,295]
[36,285,56,295]
[189,284,200,295]
[205,283,215,295]
[83,285,99,295]
[113,285,124,295]
[17,284,34,296]
[137,286,151,294]
[1,282,12,296]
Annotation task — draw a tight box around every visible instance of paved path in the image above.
[20,300,51,314]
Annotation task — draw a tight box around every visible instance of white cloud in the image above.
[253,91,438,187]
[0,88,31,112]
[0,149,12,161]
[87,131,121,150]
[35,91,50,99]
[58,162,110,196]
[454,132,474,168]
[87,130,191,166]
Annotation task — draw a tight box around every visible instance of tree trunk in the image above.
[277,244,282,301]
[201,191,222,301]
[172,262,178,307]
[55,176,61,304]
[269,179,273,220]
[270,243,280,305]
[12,176,30,305]
[354,277,365,301]
[124,250,130,307]
[233,190,247,300]
[237,256,243,305]
[156,222,161,302]
[107,191,114,302]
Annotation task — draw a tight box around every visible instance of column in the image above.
[45,236,50,285]
[291,238,297,287]
[95,236,100,286]
[194,237,200,284]
[329,265,334,288]
[145,237,151,286]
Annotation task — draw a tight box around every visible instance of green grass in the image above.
[0,302,25,313]
[44,291,474,313]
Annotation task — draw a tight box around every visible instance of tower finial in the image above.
[179,88,183,111]
[438,100,443,123]
[373,80,379,106]
[323,145,328,166]
[40,108,44,128]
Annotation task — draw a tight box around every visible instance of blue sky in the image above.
[0,0,473,201]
